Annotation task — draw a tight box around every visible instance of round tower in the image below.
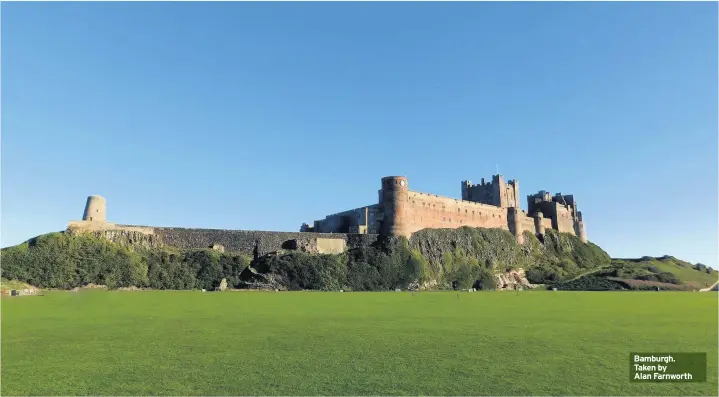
[379,176,409,238]
[576,220,587,243]
[508,207,524,244]
[533,212,545,236]
[82,195,106,222]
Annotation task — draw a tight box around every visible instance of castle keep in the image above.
[302,175,587,244]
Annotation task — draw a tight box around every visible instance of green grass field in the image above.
[2,290,717,396]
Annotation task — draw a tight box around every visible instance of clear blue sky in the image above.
[2,2,717,266]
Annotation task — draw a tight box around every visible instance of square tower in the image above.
[461,174,520,208]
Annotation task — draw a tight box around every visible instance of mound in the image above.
[1,232,251,291]
[589,256,719,290]
[247,228,611,291]
[0,278,40,296]
[1,227,706,292]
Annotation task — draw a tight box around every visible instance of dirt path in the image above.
[566,265,612,282]
[699,280,718,292]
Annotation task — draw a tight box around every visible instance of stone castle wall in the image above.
[324,175,588,243]
[402,191,510,235]
[313,205,381,234]
[152,227,377,255]
[69,223,378,257]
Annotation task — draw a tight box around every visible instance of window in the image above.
[443,217,446,222]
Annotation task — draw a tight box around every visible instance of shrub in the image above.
[0,232,148,289]
[551,276,628,291]
[694,263,707,272]
[655,272,680,285]
[1,232,251,290]
[474,269,497,290]
[525,268,545,284]
[409,249,435,283]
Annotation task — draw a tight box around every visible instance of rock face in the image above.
[2,287,40,296]
[494,269,533,291]
[118,286,143,291]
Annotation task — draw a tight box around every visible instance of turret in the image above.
[82,195,106,222]
[461,180,472,201]
[533,212,545,236]
[68,194,115,231]
[575,211,587,243]
[379,176,409,238]
[507,207,524,245]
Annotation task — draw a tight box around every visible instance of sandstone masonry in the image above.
[302,174,588,243]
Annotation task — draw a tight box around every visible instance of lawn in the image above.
[2,290,717,396]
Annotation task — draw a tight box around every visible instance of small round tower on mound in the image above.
[82,195,106,222]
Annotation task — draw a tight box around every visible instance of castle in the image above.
[301,175,587,244]
[66,173,587,258]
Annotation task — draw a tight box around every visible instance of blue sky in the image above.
[2,2,717,266]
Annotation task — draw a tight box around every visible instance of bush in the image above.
[1,233,148,289]
[655,272,680,285]
[1,232,251,290]
[694,263,707,272]
[474,269,497,290]
[525,266,562,284]
[254,252,348,291]
[551,276,628,291]
[525,268,546,284]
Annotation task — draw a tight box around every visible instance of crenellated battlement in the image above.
[461,174,520,208]
[308,174,588,244]
[526,189,586,242]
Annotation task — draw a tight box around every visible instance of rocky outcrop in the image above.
[67,228,163,250]
[408,227,534,271]
[2,287,40,296]
[494,268,533,290]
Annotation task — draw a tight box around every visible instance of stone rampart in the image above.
[73,224,378,256]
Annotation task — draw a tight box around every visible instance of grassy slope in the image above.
[0,278,35,290]
[2,291,716,396]
[603,257,719,289]
[408,227,611,284]
[651,261,717,287]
